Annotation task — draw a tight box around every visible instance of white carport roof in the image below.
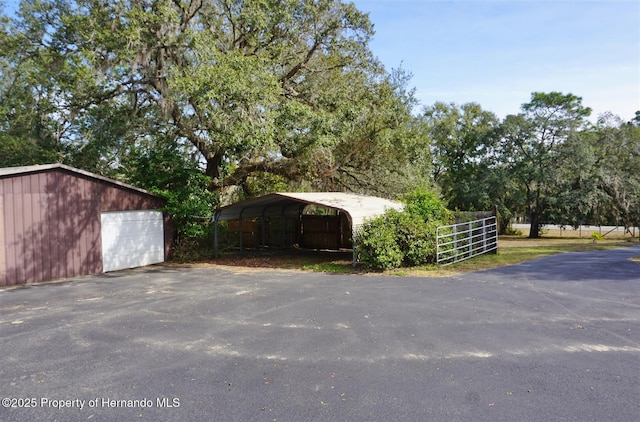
[213,192,403,227]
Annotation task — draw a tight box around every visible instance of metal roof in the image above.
[0,163,160,197]
[214,192,404,227]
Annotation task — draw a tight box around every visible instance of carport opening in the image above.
[222,205,353,252]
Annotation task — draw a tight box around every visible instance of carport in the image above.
[213,192,403,264]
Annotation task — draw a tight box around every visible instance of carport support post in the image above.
[213,211,220,258]
[351,221,357,268]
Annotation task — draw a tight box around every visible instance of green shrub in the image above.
[356,189,452,270]
[504,227,523,236]
[400,188,453,223]
[170,222,225,262]
[355,211,404,270]
[121,138,219,241]
[401,219,443,267]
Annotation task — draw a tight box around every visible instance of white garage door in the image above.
[101,210,165,272]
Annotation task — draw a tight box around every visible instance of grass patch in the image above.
[301,262,357,273]
[188,235,639,276]
[403,236,639,277]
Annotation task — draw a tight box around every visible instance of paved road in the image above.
[1,246,639,422]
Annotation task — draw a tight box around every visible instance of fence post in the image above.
[453,225,458,263]
[482,218,487,253]
[468,221,472,257]
[436,227,440,263]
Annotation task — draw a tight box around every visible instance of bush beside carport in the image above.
[356,189,453,270]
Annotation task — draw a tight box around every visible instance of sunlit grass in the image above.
[301,262,357,273]
[402,236,639,277]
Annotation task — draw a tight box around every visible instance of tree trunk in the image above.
[528,208,540,238]
[206,153,222,185]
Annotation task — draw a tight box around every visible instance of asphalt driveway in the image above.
[1,245,639,421]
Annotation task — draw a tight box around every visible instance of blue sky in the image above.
[351,0,640,121]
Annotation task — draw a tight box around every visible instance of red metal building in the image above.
[0,164,171,287]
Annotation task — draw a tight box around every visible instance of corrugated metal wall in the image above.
[0,168,169,287]
[227,217,301,249]
[302,214,352,250]
[224,215,353,251]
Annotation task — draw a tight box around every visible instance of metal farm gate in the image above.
[436,216,498,265]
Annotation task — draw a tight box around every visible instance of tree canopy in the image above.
[422,94,638,238]
[1,1,637,241]
[0,0,420,199]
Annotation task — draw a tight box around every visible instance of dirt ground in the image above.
[170,248,357,271]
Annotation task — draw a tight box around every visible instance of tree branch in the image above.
[280,38,319,84]
[223,157,299,186]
